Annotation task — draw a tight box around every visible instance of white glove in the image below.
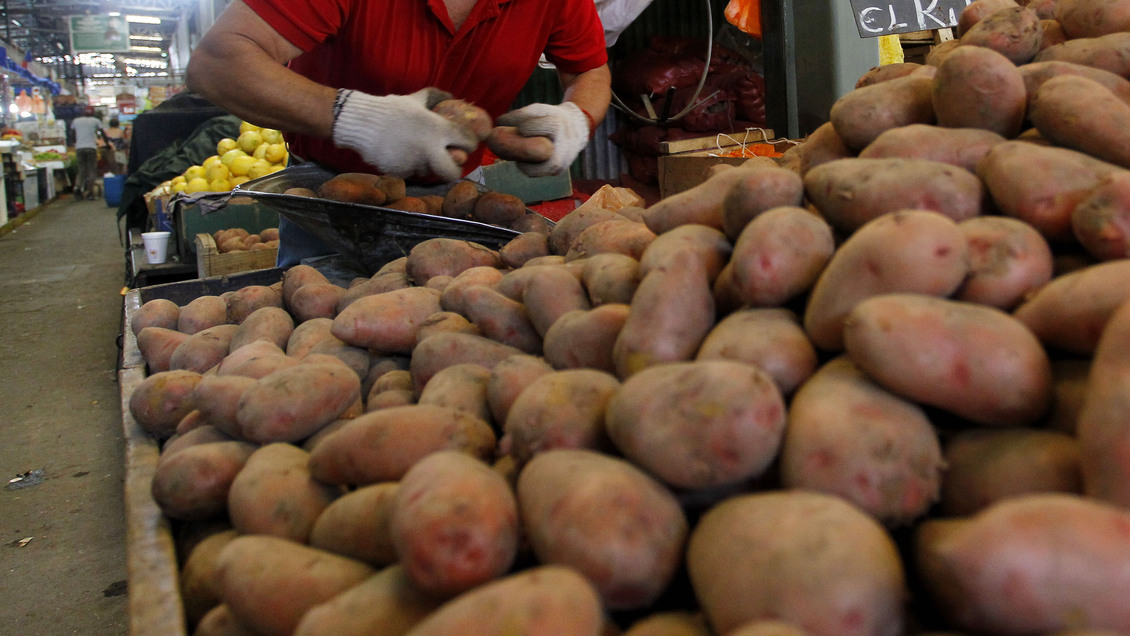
[332,87,479,181]
[496,102,592,177]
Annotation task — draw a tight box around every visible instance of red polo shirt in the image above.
[243,0,608,174]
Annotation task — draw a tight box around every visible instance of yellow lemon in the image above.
[221,148,248,166]
[259,128,284,145]
[229,154,257,177]
[183,165,206,181]
[170,175,186,187]
[205,163,230,183]
[202,155,223,169]
[247,159,273,180]
[239,121,260,135]
[237,130,263,154]
[216,138,238,155]
[171,181,187,194]
[230,175,250,188]
[252,143,269,160]
[208,178,232,192]
[184,176,210,193]
[267,164,286,174]
[264,143,288,164]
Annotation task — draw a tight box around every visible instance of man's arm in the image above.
[184,0,336,138]
[558,63,612,131]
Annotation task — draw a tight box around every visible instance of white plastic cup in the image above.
[142,231,171,265]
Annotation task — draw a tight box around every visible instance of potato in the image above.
[542,304,630,373]
[226,442,341,541]
[925,37,963,66]
[180,528,239,629]
[564,219,656,262]
[409,331,525,390]
[151,440,256,521]
[508,211,554,235]
[780,356,944,525]
[293,565,442,636]
[1076,297,1130,507]
[336,270,413,312]
[485,353,555,426]
[956,0,1019,37]
[415,310,480,344]
[520,264,592,338]
[170,324,240,373]
[494,261,582,302]
[844,293,1053,427]
[225,285,283,324]
[178,295,230,335]
[940,428,1082,516]
[307,336,370,380]
[915,494,1130,634]
[1012,259,1130,354]
[228,306,293,353]
[1071,171,1130,261]
[1054,0,1130,38]
[405,238,501,285]
[788,120,855,176]
[390,451,518,597]
[129,369,203,438]
[717,165,806,240]
[804,158,984,234]
[235,361,361,443]
[1031,75,1130,170]
[308,482,400,567]
[307,404,496,485]
[365,388,416,412]
[622,612,710,636]
[859,124,1007,172]
[499,231,551,268]
[517,449,688,610]
[642,165,768,234]
[606,360,785,491]
[612,249,715,378]
[438,265,504,315]
[461,285,542,354]
[191,374,257,439]
[931,44,1028,138]
[432,98,492,140]
[638,224,731,281]
[132,298,180,335]
[440,180,480,219]
[960,5,1043,64]
[854,61,925,88]
[416,362,493,423]
[282,264,331,310]
[580,252,641,306]
[384,196,429,214]
[829,67,936,150]
[193,604,253,636]
[331,286,442,353]
[289,282,347,321]
[161,423,233,458]
[486,125,555,163]
[803,210,970,351]
[216,535,375,636]
[1033,32,1130,77]
[137,326,193,373]
[215,340,298,379]
[549,204,624,255]
[1019,61,1130,109]
[687,490,906,636]
[401,565,603,636]
[725,206,835,309]
[472,191,526,226]
[319,172,388,206]
[725,621,809,636]
[500,369,619,467]
[696,308,817,395]
[953,216,1054,309]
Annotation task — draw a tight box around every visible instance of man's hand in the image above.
[496,102,592,177]
[332,88,479,181]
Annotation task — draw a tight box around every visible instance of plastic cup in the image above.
[142,231,171,265]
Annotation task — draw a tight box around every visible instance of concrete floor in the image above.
[0,194,130,634]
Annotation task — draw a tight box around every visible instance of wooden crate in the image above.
[656,129,800,199]
[194,233,278,279]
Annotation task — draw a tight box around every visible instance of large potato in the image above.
[331,286,442,354]
[1076,297,1130,508]
[226,442,341,542]
[128,369,203,438]
[151,440,256,522]
[1012,259,1130,354]
[695,308,817,395]
[235,361,361,443]
[725,206,835,308]
[293,565,442,636]
[829,67,936,150]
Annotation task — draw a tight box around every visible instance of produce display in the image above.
[123,1,1130,634]
[165,121,291,195]
[210,227,280,254]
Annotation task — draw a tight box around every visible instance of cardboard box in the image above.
[656,130,799,199]
[172,193,280,262]
[194,233,278,278]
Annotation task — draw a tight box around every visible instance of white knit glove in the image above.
[331,87,479,181]
[496,102,592,177]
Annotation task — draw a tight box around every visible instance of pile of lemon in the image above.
[169,121,289,195]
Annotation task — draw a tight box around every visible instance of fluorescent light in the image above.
[130,34,162,41]
[130,45,163,52]
[126,15,161,24]
[108,11,121,16]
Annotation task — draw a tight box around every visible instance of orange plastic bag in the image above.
[725,0,762,38]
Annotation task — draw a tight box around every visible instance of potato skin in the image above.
[726,206,835,309]
[235,362,362,443]
[472,191,526,226]
[229,306,293,353]
[132,298,180,335]
[542,304,630,373]
[319,172,387,206]
[405,238,501,285]
[859,124,1007,173]
[955,216,1055,309]
[1077,297,1130,508]
[432,99,493,140]
[1071,171,1130,261]
[696,308,818,395]
[829,68,936,151]
[170,324,239,374]
[960,5,1044,64]
[151,440,256,521]
[292,564,442,636]
[308,482,400,567]
[226,442,342,542]
[178,295,230,335]
[500,369,620,467]
[1012,259,1130,354]
[129,369,203,438]
[331,286,442,354]
[486,125,555,163]
[1030,75,1130,170]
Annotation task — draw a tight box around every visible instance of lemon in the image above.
[230,175,250,188]
[185,176,210,193]
[205,163,231,183]
[170,175,186,187]
[252,143,269,160]
[216,137,239,155]
[183,165,206,181]
[202,155,223,169]
[221,148,248,167]
[267,164,285,174]
[239,121,260,135]
[208,178,232,192]
[229,155,257,177]
[264,143,288,164]
[247,159,273,180]
[171,181,187,194]
[237,130,263,154]
[259,128,284,145]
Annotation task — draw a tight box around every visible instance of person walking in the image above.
[70,106,104,200]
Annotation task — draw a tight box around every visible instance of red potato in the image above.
[432,99,492,140]
[472,191,526,226]
[215,535,375,636]
[549,204,625,256]
[542,304,630,373]
[225,284,283,324]
[855,62,926,88]
[517,449,688,610]
[960,5,1044,64]
[193,604,254,636]
[336,271,413,312]
[844,293,1053,427]
[215,340,299,380]
[409,331,525,390]
[788,120,855,176]
[169,324,240,374]
[803,210,970,352]
[293,565,443,636]
[151,440,256,522]
[642,165,769,234]
[1031,75,1130,170]
[622,612,711,636]
[638,223,731,281]
[499,368,620,468]
[1072,171,1130,260]
[520,263,592,337]
[308,482,400,567]
[1054,0,1130,38]
[781,356,945,526]
[461,284,542,354]
[580,253,640,306]
[226,442,342,542]
[192,374,258,439]
[508,211,554,234]
[924,37,963,66]
[940,428,1082,516]
[438,265,505,315]
[414,310,481,343]
[719,165,806,240]
[726,206,835,308]
[829,68,937,150]
[916,494,1130,634]
[306,404,497,485]
[859,124,1007,173]
[404,238,502,285]
[564,218,657,262]
[696,308,818,396]
[1076,297,1130,508]
[180,528,239,629]
[235,361,361,443]
[416,362,493,424]
[725,621,809,636]
[804,158,984,234]
[499,231,551,268]
[494,261,583,302]
[178,295,230,335]
[687,490,907,636]
[131,298,180,335]
[400,565,604,636]
[331,286,442,354]
[485,353,555,425]
[1019,61,1130,109]
[128,369,203,438]
[956,215,1055,309]
[934,44,1028,138]
[486,125,556,163]
[1012,259,1130,354]
[606,360,786,491]
[136,326,191,373]
[1033,32,1130,77]
[391,451,519,597]
[956,0,1020,37]
[289,282,347,321]
[228,306,293,353]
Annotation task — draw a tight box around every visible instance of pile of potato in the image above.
[125,0,1130,633]
[211,227,281,254]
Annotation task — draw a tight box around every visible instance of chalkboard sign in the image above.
[847,0,971,38]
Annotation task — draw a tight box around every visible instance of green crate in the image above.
[171,192,280,261]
